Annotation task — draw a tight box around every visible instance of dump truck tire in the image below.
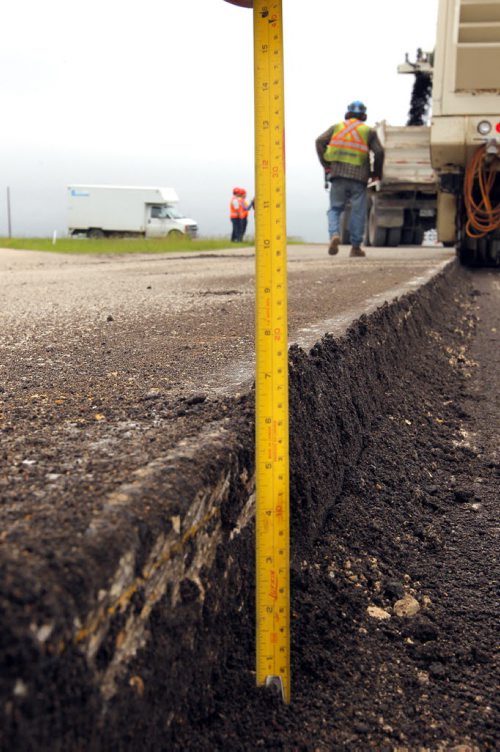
[413,227,425,246]
[340,209,351,245]
[387,227,402,247]
[368,207,387,247]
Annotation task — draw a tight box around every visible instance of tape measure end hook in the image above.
[264,675,286,703]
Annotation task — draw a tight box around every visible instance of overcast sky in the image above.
[1,0,438,242]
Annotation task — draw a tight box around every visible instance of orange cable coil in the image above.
[464,144,500,238]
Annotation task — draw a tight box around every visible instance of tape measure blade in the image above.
[253,0,290,704]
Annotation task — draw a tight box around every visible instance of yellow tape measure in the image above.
[253,0,290,704]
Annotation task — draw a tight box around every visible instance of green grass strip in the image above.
[0,237,255,255]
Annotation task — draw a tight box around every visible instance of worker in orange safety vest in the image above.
[316,100,384,258]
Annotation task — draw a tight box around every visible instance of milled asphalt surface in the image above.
[0,244,453,397]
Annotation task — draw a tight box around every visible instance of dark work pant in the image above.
[240,218,248,240]
[231,218,241,242]
[328,178,367,246]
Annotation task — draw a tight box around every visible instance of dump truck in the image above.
[364,122,437,247]
[67,185,198,239]
[431,0,500,266]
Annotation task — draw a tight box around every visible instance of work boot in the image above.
[328,235,340,255]
[349,245,366,257]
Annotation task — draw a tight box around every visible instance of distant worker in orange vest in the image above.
[238,189,254,241]
[230,187,243,242]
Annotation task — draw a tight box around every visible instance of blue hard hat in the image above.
[347,100,367,115]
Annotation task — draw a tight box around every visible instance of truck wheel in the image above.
[368,207,387,246]
[340,208,351,245]
[401,228,413,245]
[88,228,104,239]
[364,197,372,246]
[168,230,183,238]
[458,239,478,267]
[413,227,424,246]
[477,237,488,265]
[458,246,474,266]
[387,227,402,247]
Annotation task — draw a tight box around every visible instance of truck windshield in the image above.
[150,205,185,219]
[165,206,184,219]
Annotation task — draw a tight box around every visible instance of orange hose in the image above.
[464,144,500,238]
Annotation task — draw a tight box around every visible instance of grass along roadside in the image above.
[0,237,254,255]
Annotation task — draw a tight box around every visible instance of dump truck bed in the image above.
[375,123,436,192]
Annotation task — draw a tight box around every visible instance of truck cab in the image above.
[147,204,198,238]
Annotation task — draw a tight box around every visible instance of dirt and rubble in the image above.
[171,266,498,751]
[0,256,498,751]
[168,266,499,752]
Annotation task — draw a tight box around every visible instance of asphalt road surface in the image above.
[0,244,452,397]
[0,241,454,587]
[0,241,455,562]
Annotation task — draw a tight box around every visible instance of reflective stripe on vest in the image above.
[230,197,240,219]
[324,119,370,167]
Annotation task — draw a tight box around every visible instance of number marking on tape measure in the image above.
[253,0,290,704]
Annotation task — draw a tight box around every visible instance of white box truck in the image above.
[67,185,198,239]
